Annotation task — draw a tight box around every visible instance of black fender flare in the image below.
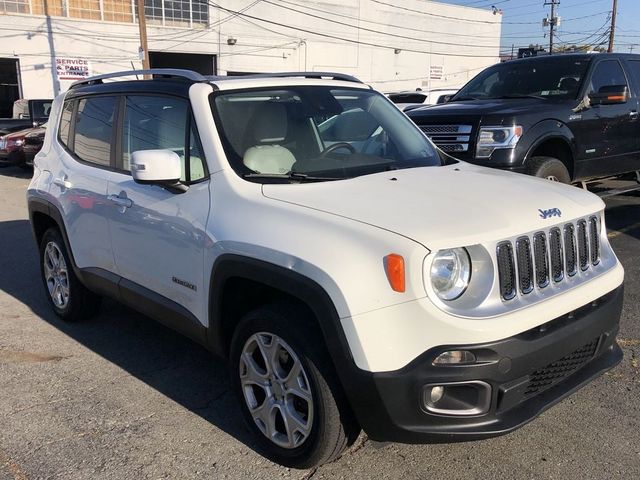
[27,197,80,275]
[522,119,576,170]
[207,254,352,363]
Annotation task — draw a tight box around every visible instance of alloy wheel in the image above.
[239,332,314,449]
[43,241,70,308]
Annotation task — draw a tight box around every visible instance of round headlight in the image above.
[430,248,471,301]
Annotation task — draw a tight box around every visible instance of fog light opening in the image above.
[433,350,477,365]
[422,381,491,416]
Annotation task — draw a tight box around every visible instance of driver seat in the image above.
[243,103,296,174]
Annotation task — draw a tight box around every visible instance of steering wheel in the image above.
[320,142,356,157]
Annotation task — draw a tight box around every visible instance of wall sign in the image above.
[429,65,444,80]
[56,58,91,81]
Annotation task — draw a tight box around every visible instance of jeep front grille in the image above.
[497,216,602,301]
[419,124,472,153]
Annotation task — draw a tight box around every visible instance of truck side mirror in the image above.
[131,149,188,193]
[588,85,628,106]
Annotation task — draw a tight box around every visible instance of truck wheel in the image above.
[229,303,359,468]
[528,156,571,183]
[39,228,101,321]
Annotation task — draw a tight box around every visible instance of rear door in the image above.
[52,95,119,273]
[573,59,639,178]
[106,94,210,323]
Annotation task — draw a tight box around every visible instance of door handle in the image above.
[107,194,133,209]
[53,175,72,189]
[630,111,639,120]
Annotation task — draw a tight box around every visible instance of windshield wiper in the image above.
[243,172,340,182]
[493,94,547,100]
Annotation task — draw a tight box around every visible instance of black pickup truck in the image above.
[408,53,640,183]
[0,99,52,136]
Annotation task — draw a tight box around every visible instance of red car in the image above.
[23,125,46,167]
[0,125,44,169]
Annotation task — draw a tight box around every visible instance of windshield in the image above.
[211,86,442,182]
[453,57,591,101]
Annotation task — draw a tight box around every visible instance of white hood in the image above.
[262,163,605,250]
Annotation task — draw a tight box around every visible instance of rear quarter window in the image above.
[58,100,73,148]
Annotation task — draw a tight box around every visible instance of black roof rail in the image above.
[69,69,207,89]
[224,71,363,84]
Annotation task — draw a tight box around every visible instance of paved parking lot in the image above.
[0,168,638,480]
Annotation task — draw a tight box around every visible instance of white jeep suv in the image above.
[27,69,624,468]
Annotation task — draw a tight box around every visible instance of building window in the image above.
[1,0,29,14]
[30,0,65,16]
[103,0,133,22]
[3,0,208,26]
[140,0,209,26]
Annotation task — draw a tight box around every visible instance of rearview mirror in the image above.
[588,85,628,106]
[131,149,187,193]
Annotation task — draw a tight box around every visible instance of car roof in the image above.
[65,69,372,98]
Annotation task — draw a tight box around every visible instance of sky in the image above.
[441,0,640,54]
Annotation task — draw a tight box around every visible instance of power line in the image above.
[261,0,501,49]
[205,1,502,58]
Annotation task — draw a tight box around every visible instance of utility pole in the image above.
[544,1,560,55]
[608,0,618,53]
[136,0,151,78]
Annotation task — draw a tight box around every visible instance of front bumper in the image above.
[341,285,623,443]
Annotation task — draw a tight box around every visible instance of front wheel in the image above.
[527,156,571,183]
[229,304,359,468]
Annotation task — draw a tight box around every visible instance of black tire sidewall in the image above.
[229,306,343,468]
[529,156,571,184]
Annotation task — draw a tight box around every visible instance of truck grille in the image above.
[497,216,601,301]
[419,124,472,153]
[524,338,599,396]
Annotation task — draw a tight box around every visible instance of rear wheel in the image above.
[527,156,571,183]
[229,303,359,468]
[39,228,101,321]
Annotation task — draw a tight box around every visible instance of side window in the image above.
[589,60,627,94]
[624,60,640,91]
[73,96,117,166]
[58,100,73,147]
[121,95,206,183]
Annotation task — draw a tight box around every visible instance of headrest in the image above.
[252,102,288,143]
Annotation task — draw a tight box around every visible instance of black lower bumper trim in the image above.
[340,285,624,443]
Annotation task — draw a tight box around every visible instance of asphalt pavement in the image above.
[0,167,638,479]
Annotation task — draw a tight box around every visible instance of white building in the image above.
[0,0,501,115]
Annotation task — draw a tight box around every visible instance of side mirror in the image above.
[438,94,453,104]
[131,149,187,193]
[588,85,628,106]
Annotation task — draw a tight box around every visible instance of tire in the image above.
[527,156,571,183]
[229,303,359,468]
[39,228,101,321]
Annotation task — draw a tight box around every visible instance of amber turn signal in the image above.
[384,254,405,292]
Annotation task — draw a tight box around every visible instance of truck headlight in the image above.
[430,248,471,301]
[476,126,523,158]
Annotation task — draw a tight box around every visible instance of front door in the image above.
[573,59,639,178]
[106,94,210,323]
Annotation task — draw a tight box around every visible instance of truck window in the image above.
[623,60,640,91]
[452,57,590,100]
[589,60,627,93]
